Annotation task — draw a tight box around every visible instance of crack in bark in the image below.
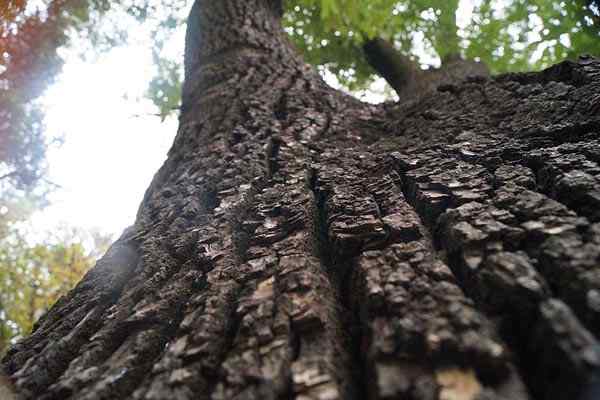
[308,175,367,400]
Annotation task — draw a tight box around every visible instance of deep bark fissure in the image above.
[308,171,370,400]
[337,257,371,400]
[205,288,244,399]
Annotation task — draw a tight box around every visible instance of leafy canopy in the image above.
[284,0,600,89]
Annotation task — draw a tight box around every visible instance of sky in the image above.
[27,0,476,242]
[30,36,178,239]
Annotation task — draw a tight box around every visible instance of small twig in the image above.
[0,170,18,181]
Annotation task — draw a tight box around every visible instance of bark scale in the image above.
[3,1,600,400]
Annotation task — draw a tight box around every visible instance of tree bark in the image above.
[3,1,600,399]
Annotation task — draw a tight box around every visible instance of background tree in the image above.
[1,0,99,234]
[0,0,184,227]
[0,227,112,355]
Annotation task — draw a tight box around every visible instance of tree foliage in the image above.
[0,0,182,223]
[141,0,600,111]
[0,0,109,231]
[284,0,600,89]
[0,227,111,355]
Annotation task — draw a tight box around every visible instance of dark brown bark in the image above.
[3,1,600,399]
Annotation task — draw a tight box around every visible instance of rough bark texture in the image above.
[3,1,600,399]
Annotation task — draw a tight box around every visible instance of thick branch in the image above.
[363,37,489,100]
[0,171,18,181]
[363,37,421,97]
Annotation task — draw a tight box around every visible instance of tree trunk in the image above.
[3,1,600,399]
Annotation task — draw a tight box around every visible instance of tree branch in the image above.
[363,37,489,100]
[362,37,421,96]
[0,171,18,181]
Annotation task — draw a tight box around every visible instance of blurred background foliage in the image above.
[0,226,112,355]
[0,0,598,353]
